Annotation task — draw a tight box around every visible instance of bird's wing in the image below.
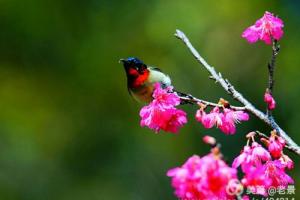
[148,67,171,87]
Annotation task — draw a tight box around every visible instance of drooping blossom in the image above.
[196,107,223,129]
[241,165,272,196]
[264,91,276,110]
[279,154,294,169]
[139,83,187,133]
[223,109,250,123]
[232,146,252,170]
[241,165,271,196]
[260,130,285,158]
[195,106,249,135]
[220,109,249,135]
[166,155,204,199]
[167,153,238,199]
[152,83,181,108]
[157,108,188,133]
[267,133,285,158]
[251,142,272,164]
[240,159,294,196]
[232,142,271,173]
[242,11,284,45]
[234,134,294,197]
[263,160,294,187]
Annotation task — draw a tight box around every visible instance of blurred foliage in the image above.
[0,0,299,199]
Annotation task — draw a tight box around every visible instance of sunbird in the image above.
[120,57,171,103]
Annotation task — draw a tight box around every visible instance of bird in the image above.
[120,57,171,103]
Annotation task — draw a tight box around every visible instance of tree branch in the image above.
[174,29,300,156]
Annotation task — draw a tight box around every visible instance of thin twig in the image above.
[266,39,280,116]
[174,29,300,156]
[175,91,246,111]
[268,39,279,92]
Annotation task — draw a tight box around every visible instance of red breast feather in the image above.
[128,68,150,88]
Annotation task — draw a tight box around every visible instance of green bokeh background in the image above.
[0,0,299,199]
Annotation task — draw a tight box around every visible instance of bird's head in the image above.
[120,57,147,76]
[120,57,150,88]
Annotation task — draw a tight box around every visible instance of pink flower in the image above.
[242,11,284,45]
[234,134,294,197]
[241,160,294,196]
[167,154,237,199]
[268,135,285,158]
[195,108,204,123]
[196,107,223,129]
[158,108,187,133]
[251,142,272,164]
[264,160,294,187]
[195,107,249,135]
[232,142,271,173]
[220,109,249,135]
[218,119,236,135]
[241,165,271,196]
[279,154,294,169]
[139,83,187,133]
[264,92,276,110]
[152,83,180,108]
[224,109,250,122]
[139,104,187,133]
[232,146,252,169]
[167,155,203,199]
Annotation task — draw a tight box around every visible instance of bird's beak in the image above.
[119,58,126,64]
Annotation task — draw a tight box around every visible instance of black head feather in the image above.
[120,57,146,72]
